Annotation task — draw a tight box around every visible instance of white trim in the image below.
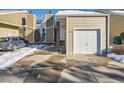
[32,16,35,42]
[45,15,47,43]
[66,17,68,57]
[73,28,102,55]
[107,15,110,47]
[53,15,55,43]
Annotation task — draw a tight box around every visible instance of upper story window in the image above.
[22,17,26,25]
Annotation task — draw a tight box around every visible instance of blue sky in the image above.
[27,9,59,20]
[0,9,94,20]
[27,9,94,20]
[1,9,59,20]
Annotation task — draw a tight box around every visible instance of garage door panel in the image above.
[74,29,101,54]
[74,31,86,54]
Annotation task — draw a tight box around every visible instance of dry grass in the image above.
[34,55,66,67]
[47,55,65,63]
[66,55,116,67]
[10,51,67,68]
[17,60,35,65]
[33,51,51,55]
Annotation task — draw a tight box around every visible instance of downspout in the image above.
[106,15,109,55]
[33,15,35,42]
[56,21,60,52]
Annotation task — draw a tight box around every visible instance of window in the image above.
[22,17,26,25]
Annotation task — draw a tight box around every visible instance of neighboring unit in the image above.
[43,13,55,43]
[0,10,37,42]
[35,20,42,42]
[98,10,124,45]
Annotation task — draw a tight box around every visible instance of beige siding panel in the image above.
[66,16,106,60]
[26,14,37,42]
[27,14,36,29]
[0,12,36,42]
[26,28,33,41]
[45,14,55,43]
[0,26,18,37]
[46,28,54,43]
[0,12,27,26]
[45,14,54,27]
[110,14,124,45]
[58,18,66,27]
[27,15,33,29]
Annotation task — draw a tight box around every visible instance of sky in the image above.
[0,9,95,20]
[0,9,59,20]
[27,9,94,20]
[27,9,59,20]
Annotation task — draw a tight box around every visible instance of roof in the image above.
[56,10,109,16]
[0,10,28,15]
[96,10,124,16]
[107,10,124,16]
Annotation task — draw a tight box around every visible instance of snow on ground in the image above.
[108,53,124,63]
[0,44,47,70]
[29,44,45,49]
[0,44,55,70]
[0,47,37,70]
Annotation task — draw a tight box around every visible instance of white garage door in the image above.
[74,29,101,54]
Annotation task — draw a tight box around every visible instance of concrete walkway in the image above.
[0,50,124,83]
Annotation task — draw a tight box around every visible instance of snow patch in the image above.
[56,10,106,16]
[0,44,53,70]
[29,44,45,49]
[107,53,124,63]
[0,47,37,70]
[111,10,124,14]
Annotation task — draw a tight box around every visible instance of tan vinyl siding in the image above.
[26,14,34,41]
[0,12,36,42]
[45,14,54,43]
[0,25,19,37]
[0,12,27,27]
[58,18,66,41]
[66,16,106,60]
[110,14,124,45]
[59,18,66,27]
[46,28,54,43]
[26,14,36,42]
[46,14,54,27]
[26,28,33,41]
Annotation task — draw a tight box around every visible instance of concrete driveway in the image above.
[58,62,124,83]
[0,50,124,83]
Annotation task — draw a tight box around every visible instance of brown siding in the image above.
[110,14,124,45]
[66,16,106,60]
